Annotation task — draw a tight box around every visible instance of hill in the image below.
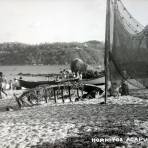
[0,41,104,65]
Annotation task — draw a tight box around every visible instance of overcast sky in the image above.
[0,0,148,44]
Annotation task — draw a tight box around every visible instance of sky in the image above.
[0,0,148,44]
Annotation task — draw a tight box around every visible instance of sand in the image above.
[0,90,148,148]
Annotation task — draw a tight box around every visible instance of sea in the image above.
[0,65,69,81]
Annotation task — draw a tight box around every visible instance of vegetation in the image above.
[0,41,104,65]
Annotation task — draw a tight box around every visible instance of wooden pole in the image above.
[105,0,111,104]
[68,85,72,102]
[113,0,117,50]
[53,88,57,103]
[44,89,48,103]
[77,88,80,98]
[57,89,59,100]
[81,85,83,98]
[48,88,51,101]
[61,87,64,103]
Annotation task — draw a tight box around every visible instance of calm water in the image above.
[0,65,69,81]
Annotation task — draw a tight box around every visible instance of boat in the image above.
[18,78,79,89]
[81,77,105,86]
[82,84,104,94]
[18,79,57,89]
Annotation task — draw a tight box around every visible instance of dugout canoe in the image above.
[18,79,57,89]
[18,78,79,89]
[81,77,105,86]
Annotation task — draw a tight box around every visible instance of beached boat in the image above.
[82,84,104,94]
[81,77,105,86]
[18,78,79,89]
[18,79,57,89]
[18,76,105,89]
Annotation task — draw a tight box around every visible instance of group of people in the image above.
[0,67,130,99]
[0,72,22,99]
[57,69,83,81]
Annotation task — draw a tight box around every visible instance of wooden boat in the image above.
[81,77,105,86]
[18,79,57,89]
[18,78,79,89]
[82,84,104,94]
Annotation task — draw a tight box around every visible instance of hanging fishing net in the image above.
[106,0,148,98]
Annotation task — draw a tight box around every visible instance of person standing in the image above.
[120,70,129,96]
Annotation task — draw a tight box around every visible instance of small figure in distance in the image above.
[0,72,7,98]
[119,70,129,96]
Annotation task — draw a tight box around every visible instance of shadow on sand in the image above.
[31,129,128,148]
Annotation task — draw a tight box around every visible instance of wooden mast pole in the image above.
[104,0,111,104]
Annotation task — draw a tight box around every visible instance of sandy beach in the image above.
[0,89,148,148]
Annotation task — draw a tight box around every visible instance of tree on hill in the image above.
[0,41,104,65]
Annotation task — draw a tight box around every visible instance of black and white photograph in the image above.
[0,0,148,147]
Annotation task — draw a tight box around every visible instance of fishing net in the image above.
[106,0,148,98]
